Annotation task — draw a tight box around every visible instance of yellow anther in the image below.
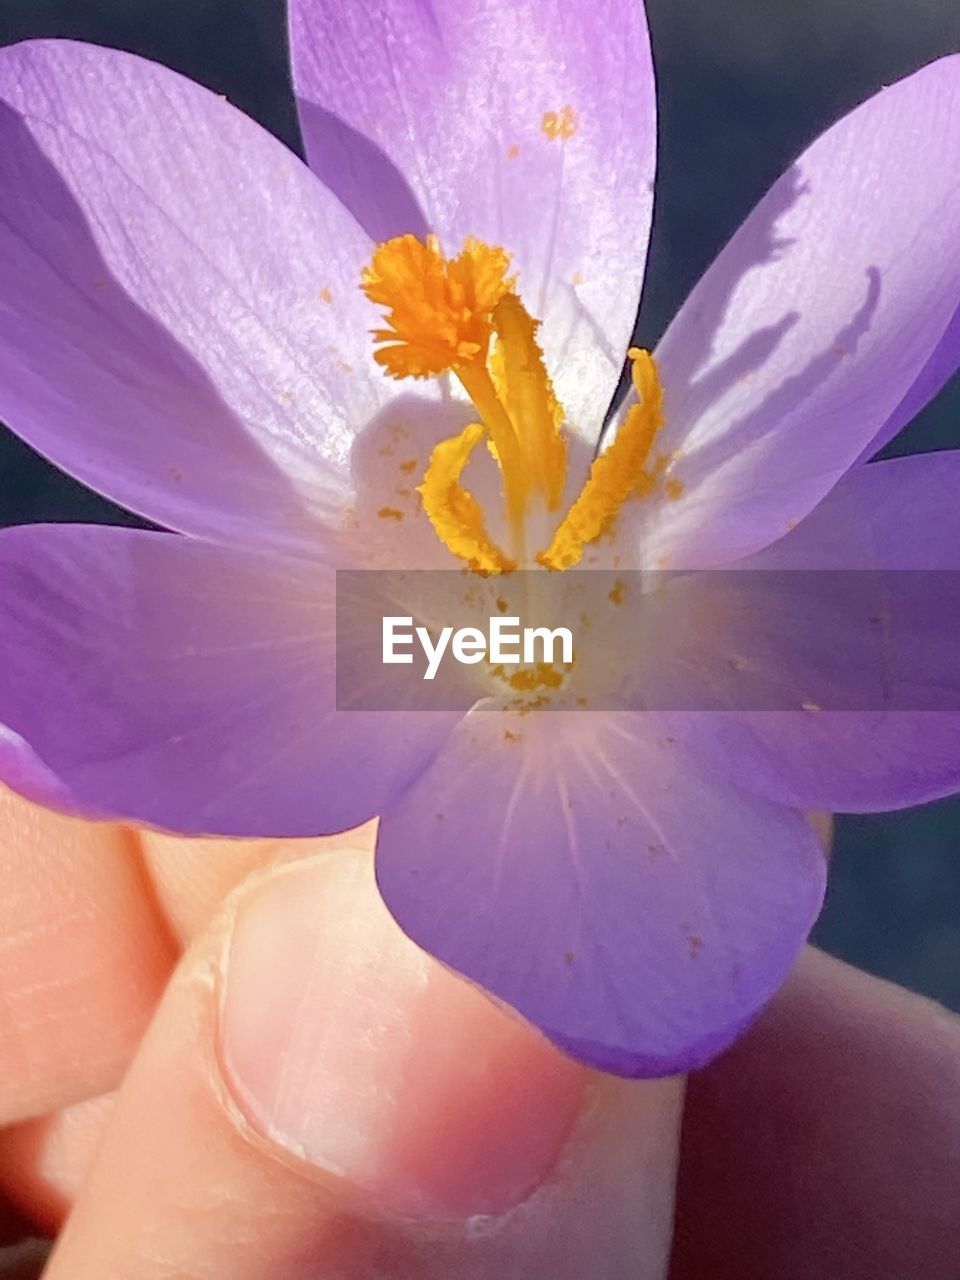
[538,349,666,571]
[361,234,514,379]
[490,293,567,511]
[417,423,515,574]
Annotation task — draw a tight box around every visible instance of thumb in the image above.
[45,845,682,1279]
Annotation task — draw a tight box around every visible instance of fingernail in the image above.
[218,853,586,1219]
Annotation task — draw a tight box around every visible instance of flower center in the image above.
[361,234,671,572]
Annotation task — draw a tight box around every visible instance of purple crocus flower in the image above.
[0,0,959,1077]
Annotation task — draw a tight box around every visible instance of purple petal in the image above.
[858,305,960,462]
[630,56,960,569]
[0,524,454,835]
[669,712,960,815]
[747,449,960,570]
[0,40,392,554]
[377,711,825,1076]
[628,567,960,715]
[0,724,82,812]
[668,451,960,812]
[289,0,657,432]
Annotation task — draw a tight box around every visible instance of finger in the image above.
[0,1094,115,1234]
[46,846,682,1280]
[0,787,175,1123]
[672,946,960,1280]
[138,821,377,942]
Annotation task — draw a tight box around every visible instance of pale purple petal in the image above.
[668,712,960,815]
[0,40,393,554]
[626,568,960,715]
[857,306,960,462]
[377,711,825,1076]
[667,452,960,812]
[289,0,657,432]
[0,524,454,835]
[747,450,960,570]
[627,56,960,568]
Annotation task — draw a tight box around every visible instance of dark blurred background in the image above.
[0,0,957,1006]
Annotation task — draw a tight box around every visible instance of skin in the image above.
[0,789,956,1278]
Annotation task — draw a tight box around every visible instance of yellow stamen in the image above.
[538,349,666,571]
[455,358,528,537]
[361,236,669,573]
[490,293,567,511]
[417,423,515,574]
[362,233,529,542]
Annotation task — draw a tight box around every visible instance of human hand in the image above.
[0,789,956,1279]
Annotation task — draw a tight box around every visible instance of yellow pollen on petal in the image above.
[542,105,578,141]
[503,661,566,692]
[417,422,515,574]
[538,349,666,571]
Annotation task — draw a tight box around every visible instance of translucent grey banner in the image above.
[335,570,960,712]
